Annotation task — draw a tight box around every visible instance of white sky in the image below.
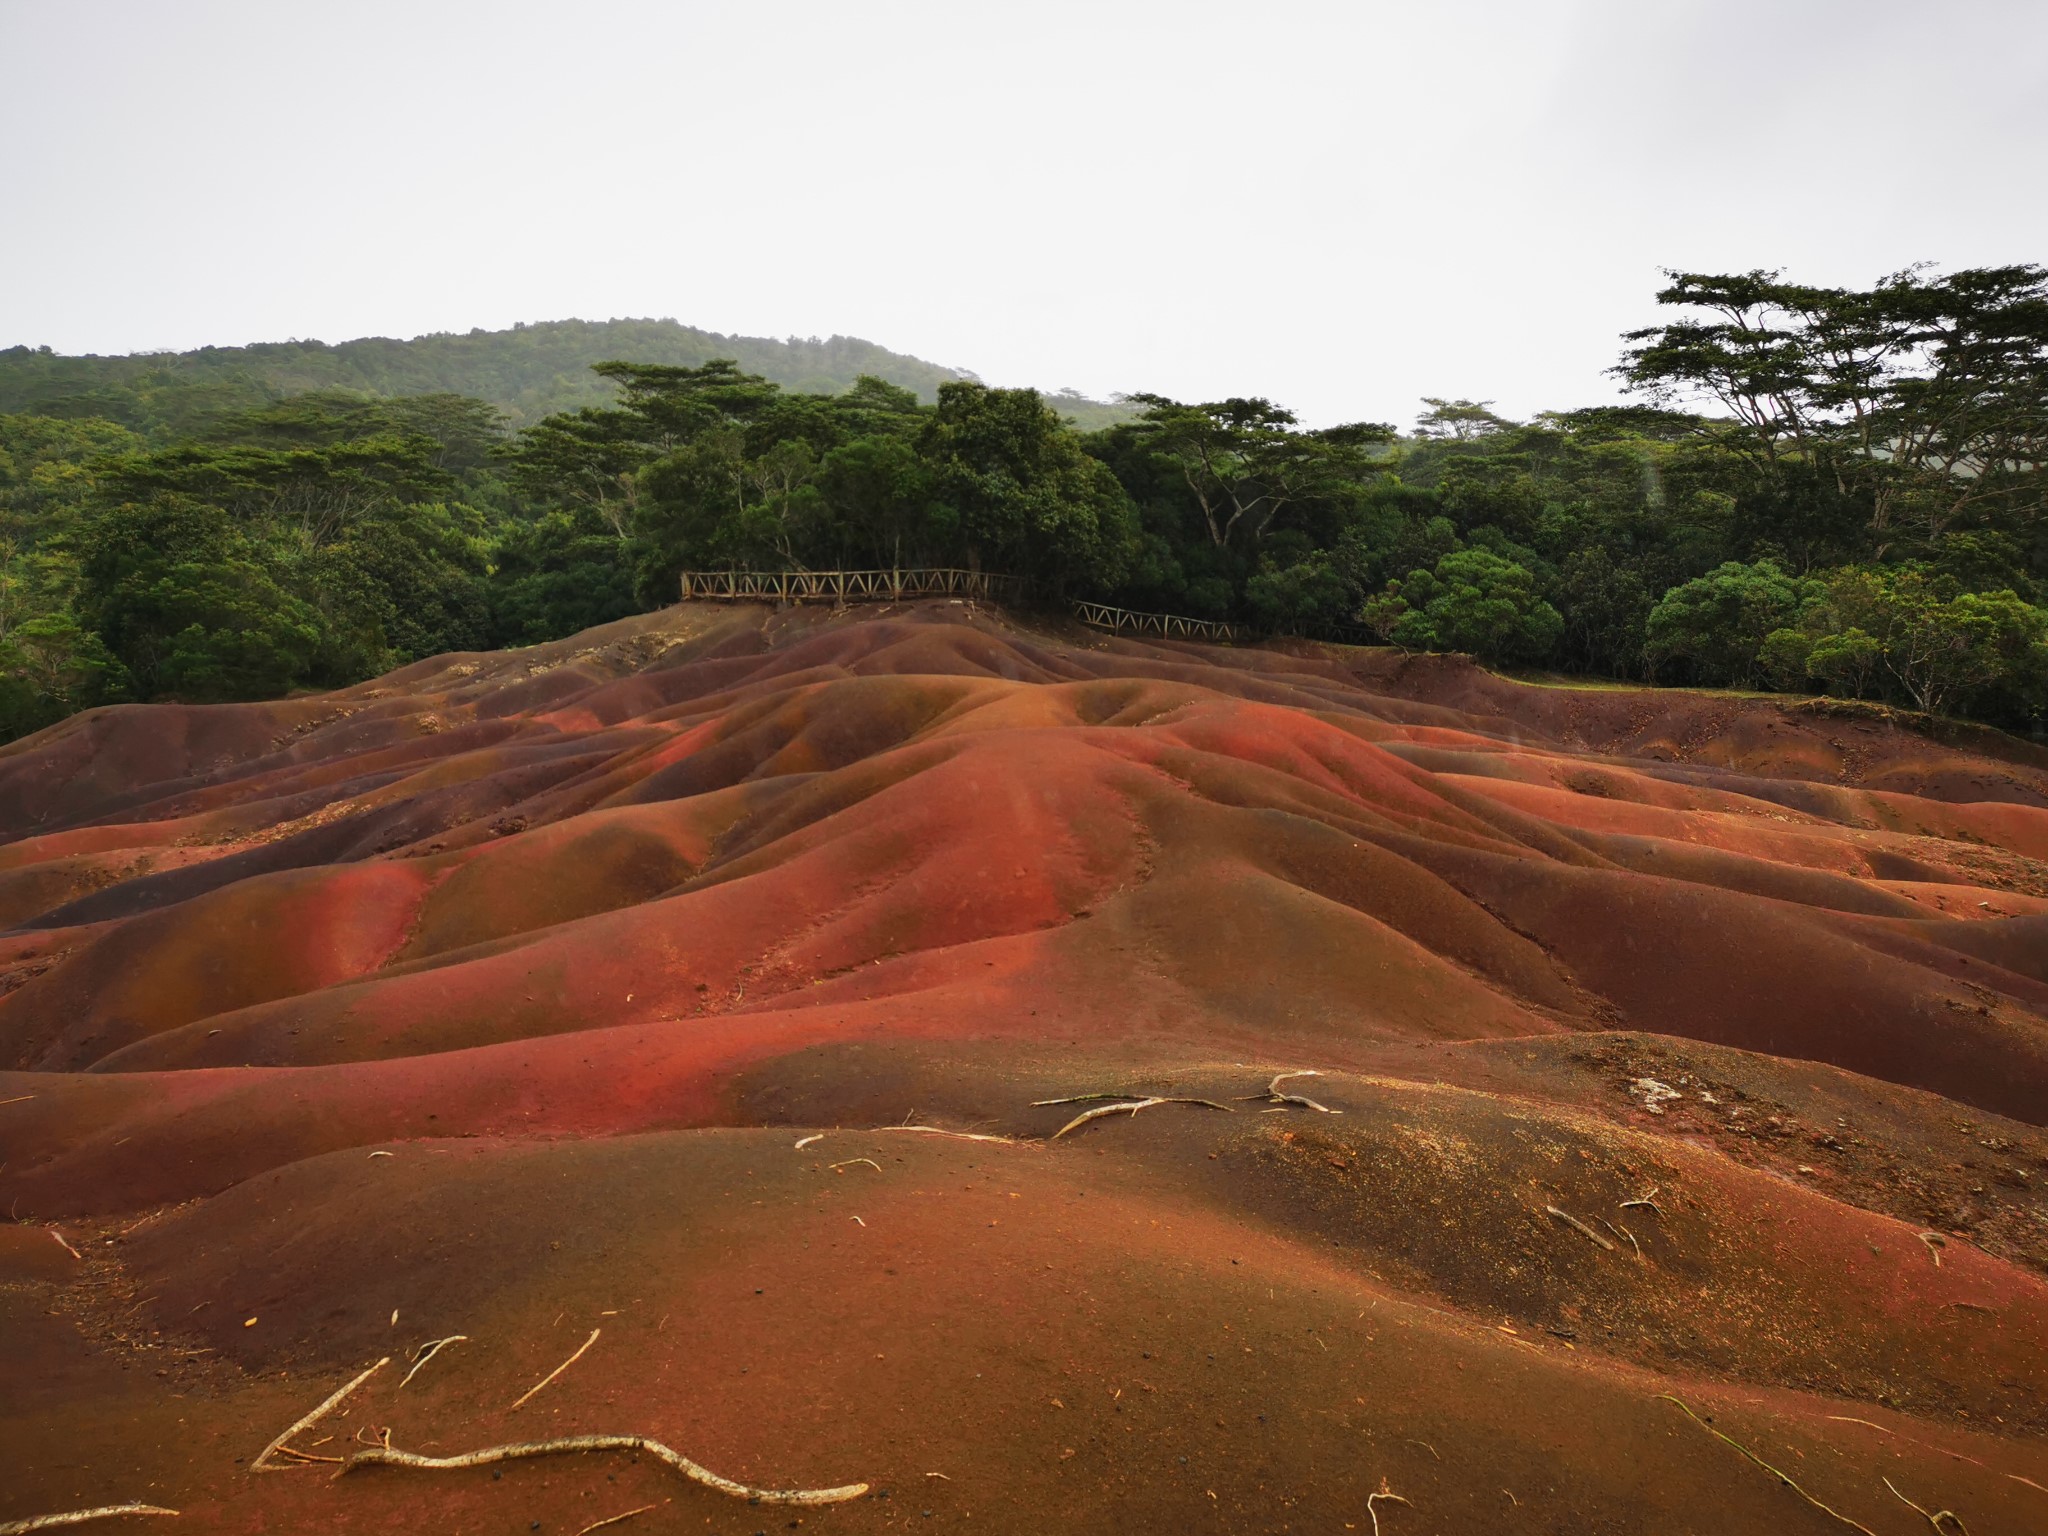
[3,0,2044,427]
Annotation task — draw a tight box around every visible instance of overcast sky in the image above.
[3,0,2044,426]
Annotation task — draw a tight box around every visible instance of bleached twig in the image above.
[1367,1479,1410,1536]
[1657,1395,1879,1535]
[872,1125,1016,1145]
[399,1335,468,1390]
[0,1506,178,1535]
[1238,1071,1342,1114]
[1545,1206,1615,1252]
[253,1358,390,1472]
[511,1329,599,1411]
[1884,1477,1969,1533]
[575,1504,657,1535]
[1046,1096,1232,1140]
[341,1434,868,1505]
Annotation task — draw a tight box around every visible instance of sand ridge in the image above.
[2,600,2045,1533]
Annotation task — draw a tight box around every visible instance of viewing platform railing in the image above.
[677,569,1360,650]
[1068,600,1249,644]
[678,568,1022,605]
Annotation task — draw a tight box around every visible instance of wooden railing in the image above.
[677,568,1371,651]
[678,568,1022,605]
[1069,600,1249,644]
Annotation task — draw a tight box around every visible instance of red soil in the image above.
[2,600,2045,1533]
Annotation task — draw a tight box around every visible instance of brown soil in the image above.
[2,600,2045,1533]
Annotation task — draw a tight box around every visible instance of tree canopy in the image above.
[2,263,2045,741]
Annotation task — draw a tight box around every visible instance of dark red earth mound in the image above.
[3,601,2045,1534]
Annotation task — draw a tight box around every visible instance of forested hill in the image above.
[0,319,1023,436]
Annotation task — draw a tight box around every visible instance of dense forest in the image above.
[0,318,1002,432]
[2,265,2044,741]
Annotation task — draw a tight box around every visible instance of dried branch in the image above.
[512,1329,599,1411]
[1884,1482,1966,1536]
[1047,1097,1233,1140]
[1600,1217,1642,1259]
[399,1335,468,1390]
[1917,1232,1947,1267]
[1620,1186,1664,1215]
[254,1358,390,1472]
[1656,1395,1879,1535]
[48,1228,81,1260]
[1366,1479,1410,1536]
[0,1507,178,1535]
[793,1135,824,1150]
[575,1504,657,1535]
[829,1158,882,1173]
[1884,1477,1969,1533]
[1545,1206,1616,1252]
[340,1434,868,1505]
[872,1125,1016,1144]
[1239,1070,1342,1114]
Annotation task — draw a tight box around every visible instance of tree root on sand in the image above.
[254,1358,389,1472]
[400,1335,468,1390]
[1657,1394,1879,1535]
[1545,1206,1615,1252]
[1366,1479,1410,1535]
[1034,1095,1233,1140]
[511,1329,599,1410]
[340,1435,869,1505]
[1884,1477,1969,1533]
[575,1504,657,1535]
[1240,1071,1342,1114]
[0,1507,178,1535]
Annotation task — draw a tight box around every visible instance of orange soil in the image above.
[2,600,2045,1534]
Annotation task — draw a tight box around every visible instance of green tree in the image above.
[1363,548,1562,662]
[75,494,323,700]
[1644,559,1817,687]
[918,382,1139,592]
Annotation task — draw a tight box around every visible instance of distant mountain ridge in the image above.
[0,318,1130,437]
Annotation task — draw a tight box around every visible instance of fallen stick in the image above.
[575,1505,657,1536]
[1917,1232,1946,1267]
[1049,1096,1233,1140]
[0,1094,34,1108]
[1883,1476,1968,1533]
[0,1506,178,1535]
[48,1228,81,1261]
[1620,1186,1664,1216]
[1545,1206,1615,1252]
[400,1335,469,1390]
[793,1135,824,1150]
[1600,1217,1642,1260]
[1366,1479,1410,1536]
[830,1158,882,1173]
[254,1358,390,1472]
[1823,1416,1984,1469]
[511,1329,599,1410]
[1239,1071,1342,1114]
[1656,1394,1879,1535]
[871,1125,1016,1145]
[340,1435,869,1505]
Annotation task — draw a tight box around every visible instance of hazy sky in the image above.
[4,0,2045,426]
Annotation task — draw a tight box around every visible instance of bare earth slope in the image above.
[2,600,2045,1534]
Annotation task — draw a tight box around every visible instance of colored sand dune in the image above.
[2,600,2045,1533]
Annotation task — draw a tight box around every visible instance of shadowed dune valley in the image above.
[4,598,2048,1535]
